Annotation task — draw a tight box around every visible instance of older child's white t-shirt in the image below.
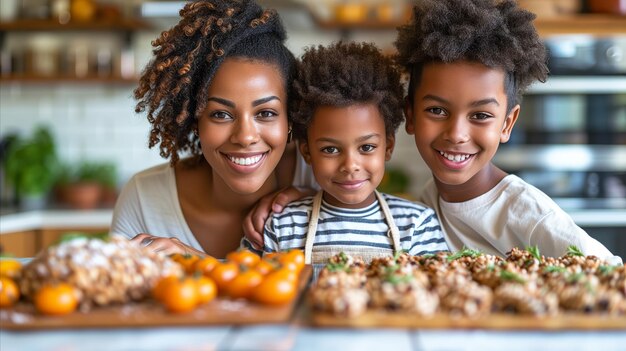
[418,174,622,265]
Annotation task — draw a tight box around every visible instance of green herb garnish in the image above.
[447,247,482,262]
[384,273,413,285]
[500,270,526,283]
[526,245,542,261]
[393,249,409,262]
[420,253,436,259]
[566,245,584,257]
[567,272,585,283]
[598,265,616,275]
[543,265,567,274]
[325,262,348,273]
[57,232,108,245]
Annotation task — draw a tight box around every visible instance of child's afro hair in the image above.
[395,0,548,107]
[291,42,405,141]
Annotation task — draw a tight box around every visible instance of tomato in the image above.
[209,261,239,294]
[272,266,298,283]
[252,270,297,305]
[152,275,180,302]
[0,259,22,279]
[193,256,219,276]
[278,250,305,274]
[194,275,217,305]
[254,259,278,276]
[226,250,260,268]
[0,276,20,308]
[263,252,280,261]
[34,283,78,315]
[225,269,263,299]
[170,253,200,274]
[161,277,198,313]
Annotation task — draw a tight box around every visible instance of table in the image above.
[2,324,625,351]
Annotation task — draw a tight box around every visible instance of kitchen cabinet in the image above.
[0,230,38,258]
[0,17,151,84]
[0,209,112,257]
[0,227,108,257]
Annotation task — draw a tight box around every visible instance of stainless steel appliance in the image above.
[495,35,626,258]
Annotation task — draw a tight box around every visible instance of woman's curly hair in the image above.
[134,0,296,165]
[395,0,548,111]
[291,42,405,141]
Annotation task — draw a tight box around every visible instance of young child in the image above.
[243,42,449,264]
[396,0,622,264]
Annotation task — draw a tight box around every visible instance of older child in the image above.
[243,42,449,264]
[396,0,621,264]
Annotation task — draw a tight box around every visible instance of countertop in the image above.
[0,209,113,234]
[1,205,625,235]
[1,317,625,351]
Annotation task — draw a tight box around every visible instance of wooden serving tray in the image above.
[0,266,312,330]
[310,309,626,330]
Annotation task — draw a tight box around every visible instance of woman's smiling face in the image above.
[198,57,289,194]
[405,61,519,200]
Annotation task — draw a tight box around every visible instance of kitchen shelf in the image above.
[0,18,151,32]
[311,13,626,37]
[0,74,138,85]
[534,15,626,37]
[526,76,626,94]
[0,18,152,85]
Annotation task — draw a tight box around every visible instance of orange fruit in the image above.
[0,276,20,308]
[170,253,200,274]
[152,275,180,302]
[226,250,261,268]
[252,270,297,306]
[34,283,78,315]
[209,261,239,294]
[254,259,278,276]
[225,269,263,299]
[193,256,219,276]
[194,275,217,305]
[278,249,305,274]
[161,277,198,313]
[0,259,22,279]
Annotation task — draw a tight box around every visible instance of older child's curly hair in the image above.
[395,0,549,111]
[291,42,405,141]
[134,0,296,165]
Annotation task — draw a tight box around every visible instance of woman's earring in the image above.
[193,128,199,137]
[287,126,293,143]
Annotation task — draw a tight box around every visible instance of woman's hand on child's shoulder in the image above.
[243,186,314,249]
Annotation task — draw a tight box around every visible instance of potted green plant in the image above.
[3,126,59,210]
[55,160,117,209]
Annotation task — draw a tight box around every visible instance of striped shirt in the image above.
[243,192,448,256]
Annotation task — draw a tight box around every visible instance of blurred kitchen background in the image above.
[1,0,625,257]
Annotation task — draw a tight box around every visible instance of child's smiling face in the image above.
[405,61,519,201]
[300,104,395,208]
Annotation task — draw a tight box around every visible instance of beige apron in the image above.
[303,190,401,264]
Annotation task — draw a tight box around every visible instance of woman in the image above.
[110,0,315,258]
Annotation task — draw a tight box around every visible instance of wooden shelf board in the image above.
[0,75,138,84]
[310,13,626,37]
[535,15,626,36]
[0,18,152,32]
